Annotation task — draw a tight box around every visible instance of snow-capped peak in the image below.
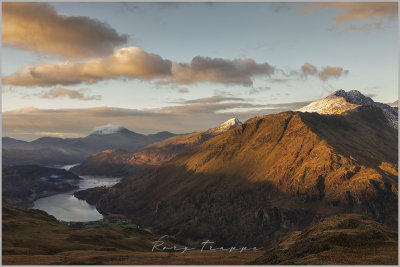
[328,89,375,106]
[219,118,242,129]
[91,125,125,135]
[298,89,398,128]
[207,118,243,134]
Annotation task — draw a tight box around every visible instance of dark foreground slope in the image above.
[77,107,397,248]
[253,214,398,265]
[2,165,81,208]
[2,204,263,265]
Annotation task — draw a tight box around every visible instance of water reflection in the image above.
[33,175,121,222]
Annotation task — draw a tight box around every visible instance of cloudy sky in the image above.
[2,2,398,140]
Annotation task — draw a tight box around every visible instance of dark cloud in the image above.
[171,57,275,86]
[3,2,128,59]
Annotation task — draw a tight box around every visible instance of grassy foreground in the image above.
[2,204,262,265]
[253,214,398,265]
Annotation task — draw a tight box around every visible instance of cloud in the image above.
[213,90,235,96]
[119,2,214,13]
[35,131,82,138]
[175,96,247,104]
[2,2,128,59]
[318,66,349,81]
[3,47,172,86]
[302,2,397,32]
[303,2,397,23]
[171,57,275,86]
[300,62,349,81]
[249,86,271,95]
[3,101,310,140]
[40,88,102,101]
[341,21,386,32]
[154,102,269,114]
[301,62,318,76]
[178,88,189,93]
[268,78,290,83]
[3,47,274,87]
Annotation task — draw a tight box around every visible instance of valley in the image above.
[2,1,398,264]
[2,90,398,265]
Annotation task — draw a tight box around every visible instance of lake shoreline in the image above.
[32,164,121,222]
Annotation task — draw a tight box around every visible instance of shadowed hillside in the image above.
[2,165,81,208]
[76,107,397,247]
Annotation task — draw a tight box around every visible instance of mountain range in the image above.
[71,118,243,176]
[74,90,398,249]
[2,126,177,167]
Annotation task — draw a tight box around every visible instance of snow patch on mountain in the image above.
[207,118,243,134]
[298,90,398,128]
[91,125,125,135]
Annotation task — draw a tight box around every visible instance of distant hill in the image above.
[2,148,87,168]
[2,137,30,148]
[2,125,177,167]
[71,118,243,176]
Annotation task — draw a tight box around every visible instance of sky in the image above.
[1,1,398,140]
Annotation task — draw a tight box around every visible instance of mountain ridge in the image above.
[71,118,242,176]
[298,89,398,128]
[76,106,397,247]
[2,126,178,168]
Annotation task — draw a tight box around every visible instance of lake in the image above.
[33,164,121,222]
